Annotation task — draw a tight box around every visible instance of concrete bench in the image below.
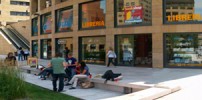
[90,78,152,94]
[102,87,172,100]
[20,66,40,74]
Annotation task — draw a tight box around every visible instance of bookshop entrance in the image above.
[116,34,152,67]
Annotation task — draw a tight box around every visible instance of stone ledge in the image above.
[154,83,181,93]
[91,78,152,90]
[101,87,172,100]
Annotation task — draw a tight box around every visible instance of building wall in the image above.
[30,0,202,68]
[0,32,16,55]
[9,20,31,41]
[0,0,30,25]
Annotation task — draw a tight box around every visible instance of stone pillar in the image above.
[152,0,163,68]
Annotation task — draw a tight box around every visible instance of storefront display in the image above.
[56,38,73,58]
[164,0,202,23]
[116,34,152,67]
[56,7,73,32]
[80,0,106,29]
[32,18,38,36]
[115,0,152,26]
[41,13,52,34]
[32,40,38,57]
[80,37,105,64]
[41,39,52,59]
[165,33,202,67]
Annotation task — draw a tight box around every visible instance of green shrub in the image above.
[0,66,27,100]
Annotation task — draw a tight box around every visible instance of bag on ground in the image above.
[81,81,94,89]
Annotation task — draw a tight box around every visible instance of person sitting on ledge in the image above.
[34,65,53,80]
[4,52,16,66]
[66,61,90,90]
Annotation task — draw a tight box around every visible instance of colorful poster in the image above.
[58,9,73,32]
[124,6,143,23]
[42,15,52,33]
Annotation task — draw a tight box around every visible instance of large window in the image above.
[10,1,30,6]
[56,6,73,32]
[41,13,52,34]
[56,38,73,58]
[32,40,38,57]
[165,33,202,67]
[115,0,152,26]
[79,0,106,29]
[41,39,52,59]
[32,18,38,36]
[164,0,202,24]
[10,11,29,16]
[80,36,106,64]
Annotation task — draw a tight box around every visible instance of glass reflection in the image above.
[166,33,202,67]
[81,37,106,64]
[81,0,106,29]
[116,0,152,26]
[165,0,202,22]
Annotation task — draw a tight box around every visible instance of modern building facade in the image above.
[0,0,30,26]
[30,0,202,68]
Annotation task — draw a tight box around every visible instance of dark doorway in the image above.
[116,34,152,67]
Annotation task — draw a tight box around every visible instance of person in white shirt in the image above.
[106,47,116,67]
[24,49,29,60]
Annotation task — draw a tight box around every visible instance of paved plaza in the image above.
[1,55,202,99]
[27,59,202,100]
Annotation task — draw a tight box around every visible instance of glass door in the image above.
[117,35,134,66]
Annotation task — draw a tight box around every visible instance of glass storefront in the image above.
[115,0,152,26]
[32,18,38,36]
[165,33,202,67]
[56,6,73,32]
[41,13,52,34]
[116,34,152,67]
[32,40,38,57]
[41,39,52,59]
[80,36,106,64]
[56,38,73,58]
[164,0,202,23]
[79,0,106,29]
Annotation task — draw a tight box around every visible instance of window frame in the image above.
[114,0,152,28]
[31,17,38,36]
[163,0,202,24]
[40,12,52,35]
[31,40,38,57]
[78,0,106,30]
[40,39,52,59]
[55,6,73,33]
[163,32,202,68]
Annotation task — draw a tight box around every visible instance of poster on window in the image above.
[43,15,52,33]
[58,9,73,32]
[124,6,143,23]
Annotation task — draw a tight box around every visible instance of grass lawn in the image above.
[24,83,79,100]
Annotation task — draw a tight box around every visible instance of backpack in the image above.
[21,50,24,55]
[102,70,122,83]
